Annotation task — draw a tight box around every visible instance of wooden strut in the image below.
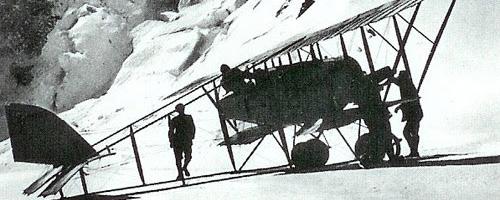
[271,132,283,149]
[238,136,267,171]
[287,52,293,65]
[272,56,292,168]
[316,43,323,60]
[226,119,239,132]
[297,49,303,62]
[292,125,297,146]
[79,169,89,194]
[339,34,348,58]
[383,3,421,102]
[201,86,237,172]
[321,131,330,147]
[336,128,359,160]
[418,0,456,92]
[360,26,375,73]
[277,129,293,168]
[392,16,414,81]
[357,119,362,138]
[130,126,146,185]
[302,48,311,61]
[309,44,317,60]
[212,80,219,97]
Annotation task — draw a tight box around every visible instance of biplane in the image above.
[5,0,456,198]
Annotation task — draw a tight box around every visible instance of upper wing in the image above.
[164,73,219,99]
[165,0,422,100]
[239,0,423,68]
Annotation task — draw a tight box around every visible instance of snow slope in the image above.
[0,0,499,199]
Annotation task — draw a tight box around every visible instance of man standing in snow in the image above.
[390,71,423,157]
[168,103,196,180]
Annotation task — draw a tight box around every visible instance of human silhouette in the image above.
[220,64,254,94]
[168,103,196,180]
[391,71,423,157]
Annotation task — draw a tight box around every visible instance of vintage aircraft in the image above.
[4,0,456,198]
[217,56,403,167]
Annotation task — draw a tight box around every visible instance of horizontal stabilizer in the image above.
[23,166,62,195]
[5,103,96,166]
[26,153,114,197]
[39,163,86,197]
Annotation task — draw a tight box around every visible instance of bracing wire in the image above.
[375,19,392,65]
[348,31,357,53]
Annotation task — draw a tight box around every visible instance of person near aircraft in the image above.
[220,64,255,94]
[168,103,196,180]
[390,70,423,157]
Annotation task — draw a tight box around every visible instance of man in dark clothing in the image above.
[391,70,423,157]
[351,68,400,166]
[220,64,254,95]
[168,103,196,180]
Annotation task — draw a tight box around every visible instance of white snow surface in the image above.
[1,0,499,199]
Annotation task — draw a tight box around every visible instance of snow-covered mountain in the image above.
[0,0,498,199]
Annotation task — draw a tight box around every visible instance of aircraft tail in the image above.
[5,103,96,166]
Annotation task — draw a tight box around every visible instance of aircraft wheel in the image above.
[355,133,385,167]
[355,133,402,167]
[291,139,329,169]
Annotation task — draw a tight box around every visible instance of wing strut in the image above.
[418,0,456,92]
[392,16,414,81]
[202,85,237,172]
[360,27,375,73]
[383,3,421,101]
[339,34,349,57]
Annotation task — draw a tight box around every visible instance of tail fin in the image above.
[5,103,96,166]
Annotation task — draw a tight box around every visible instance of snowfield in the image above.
[136,163,500,200]
[1,0,499,199]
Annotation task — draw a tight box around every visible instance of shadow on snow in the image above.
[64,154,500,199]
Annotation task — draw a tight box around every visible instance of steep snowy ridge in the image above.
[47,4,131,111]
[0,0,499,199]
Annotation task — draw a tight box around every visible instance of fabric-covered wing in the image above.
[164,74,219,99]
[5,103,96,166]
[164,0,422,100]
[238,0,423,68]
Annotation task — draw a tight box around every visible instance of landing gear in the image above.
[354,133,401,167]
[291,139,329,169]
